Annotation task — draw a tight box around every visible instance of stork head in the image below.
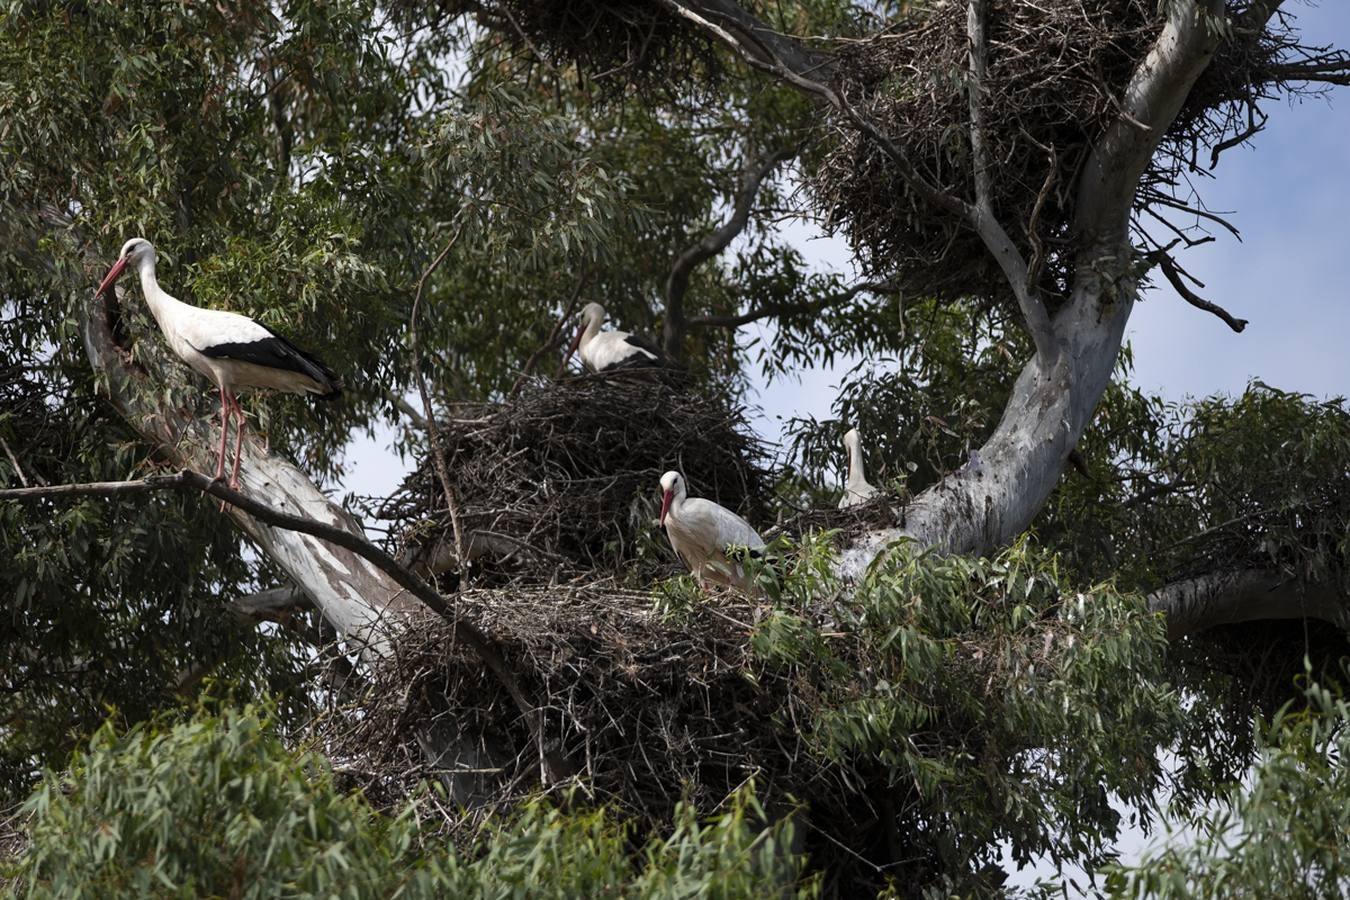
[96,237,156,297]
[658,470,684,526]
[563,302,607,364]
[843,427,861,451]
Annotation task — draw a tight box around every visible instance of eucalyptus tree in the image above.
[3,0,1350,895]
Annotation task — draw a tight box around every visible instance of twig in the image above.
[409,223,471,586]
[1152,251,1248,333]
[0,435,29,487]
[1024,141,1058,294]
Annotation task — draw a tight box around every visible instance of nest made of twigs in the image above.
[315,582,900,883]
[812,0,1302,305]
[381,372,773,587]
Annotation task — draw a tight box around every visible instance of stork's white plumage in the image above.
[658,471,765,591]
[838,427,879,508]
[565,302,663,373]
[96,238,341,489]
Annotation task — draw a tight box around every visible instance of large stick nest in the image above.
[813,0,1315,306]
[318,585,903,892]
[379,373,772,587]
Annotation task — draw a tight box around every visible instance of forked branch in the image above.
[663,145,796,356]
[966,0,1055,359]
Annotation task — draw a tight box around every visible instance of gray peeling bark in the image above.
[1148,570,1348,639]
[823,1,1230,576]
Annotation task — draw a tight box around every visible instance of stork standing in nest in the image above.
[565,302,664,373]
[658,471,765,591]
[96,238,342,490]
[838,427,879,508]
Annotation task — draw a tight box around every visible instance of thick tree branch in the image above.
[966,0,1055,360]
[1148,569,1347,640]
[1076,0,1228,241]
[229,586,308,624]
[662,146,795,357]
[686,278,895,330]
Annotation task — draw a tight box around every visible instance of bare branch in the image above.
[1208,103,1267,169]
[384,388,428,430]
[966,0,1055,360]
[687,278,896,329]
[409,223,471,586]
[662,145,795,356]
[1148,569,1346,640]
[0,435,30,487]
[0,469,558,775]
[1150,249,1248,332]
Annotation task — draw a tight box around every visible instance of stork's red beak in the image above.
[659,488,674,526]
[95,256,129,298]
[564,325,584,367]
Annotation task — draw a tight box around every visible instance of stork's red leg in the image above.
[228,392,245,490]
[215,386,230,480]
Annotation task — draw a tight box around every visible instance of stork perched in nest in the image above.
[838,427,879,508]
[96,237,341,490]
[658,471,765,591]
[565,302,664,373]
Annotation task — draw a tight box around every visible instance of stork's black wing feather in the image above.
[621,332,664,360]
[200,326,342,398]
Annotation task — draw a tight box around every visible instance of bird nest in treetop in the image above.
[813,0,1303,306]
[378,372,773,587]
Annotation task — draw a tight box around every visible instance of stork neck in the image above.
[847,441,866,486]
[667,485,687,519]
[134,257,187,324]
[580,313,601,349]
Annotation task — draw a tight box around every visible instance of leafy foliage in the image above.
[1109,670,1350,899]
[7,704,816,899]
[741,537,1180,894]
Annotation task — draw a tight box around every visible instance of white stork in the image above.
[658,471,765,591]
[565,302,663,373]
[96,237,341,489]
[838,427,879,508]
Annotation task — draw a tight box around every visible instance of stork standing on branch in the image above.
[565,302,665,373]
[96,238,342,489]
[658,470,765,591]
[838,427,879,508]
